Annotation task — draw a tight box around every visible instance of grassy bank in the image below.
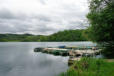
[60,58,114,76]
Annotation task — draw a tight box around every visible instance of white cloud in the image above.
[0,0,89,35]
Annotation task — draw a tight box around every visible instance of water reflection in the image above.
[0,42,95,76]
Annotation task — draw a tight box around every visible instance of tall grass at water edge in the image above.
[60,57,114,76]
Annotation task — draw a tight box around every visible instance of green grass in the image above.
[60,57,114,76]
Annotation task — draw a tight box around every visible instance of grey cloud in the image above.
[33,15,52,22]
[0,0,89,35]
[0,15,57,35]
[0,9,29,21]
[0,9,16,19]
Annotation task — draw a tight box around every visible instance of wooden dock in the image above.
[34,46,101,56]
[34,46,102,63]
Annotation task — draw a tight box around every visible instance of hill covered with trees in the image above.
[0,29,88,42]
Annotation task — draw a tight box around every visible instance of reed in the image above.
[60,57,114,76]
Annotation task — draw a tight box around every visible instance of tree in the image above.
[87,0,114,58]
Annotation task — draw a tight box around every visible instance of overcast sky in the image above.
[0,0,89,35]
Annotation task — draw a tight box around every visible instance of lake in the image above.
[0,42,96,76]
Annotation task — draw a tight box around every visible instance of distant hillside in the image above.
[0,29,88,42]
[46,30,87,41]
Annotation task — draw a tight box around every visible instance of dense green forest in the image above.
[0,29,87,42]
[86,0,114,58]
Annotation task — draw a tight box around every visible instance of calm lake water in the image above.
[0,42,96,76]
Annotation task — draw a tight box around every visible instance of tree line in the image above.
[0,29,88,42]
